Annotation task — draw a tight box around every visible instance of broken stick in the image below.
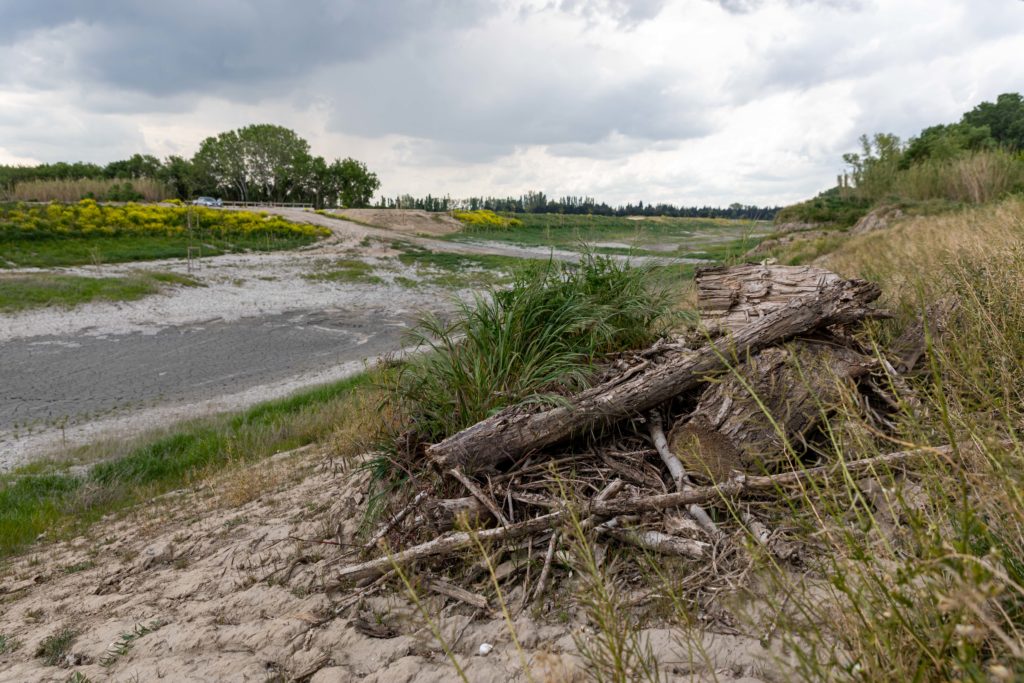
[336,444,942,582]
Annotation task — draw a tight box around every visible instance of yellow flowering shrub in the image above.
[0,202,329,241]
[452,209,522,229]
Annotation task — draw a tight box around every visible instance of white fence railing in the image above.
[220,201,314,209]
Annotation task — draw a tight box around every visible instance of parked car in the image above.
[192,196,223,207]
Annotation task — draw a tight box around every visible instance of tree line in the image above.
[0,124,381,208]
[777,92,1024,225]
[377,191,778,220]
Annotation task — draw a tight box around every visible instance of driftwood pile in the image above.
[334,264,940,610]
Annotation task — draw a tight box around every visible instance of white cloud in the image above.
[0,0,1021,205]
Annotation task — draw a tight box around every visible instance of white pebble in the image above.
[478,643,494,656]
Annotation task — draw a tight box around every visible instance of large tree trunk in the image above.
[427,278,883,473]
[696,263,842,333]
[668,342,874,482]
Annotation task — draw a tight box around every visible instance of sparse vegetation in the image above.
[304,258,383,285]
[0,271,201,312]
[35,627,78,667]
[0,633,21,654]
[99,620,166,667]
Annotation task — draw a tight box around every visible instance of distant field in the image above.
[0,200,328,268]
[445,211,770,259]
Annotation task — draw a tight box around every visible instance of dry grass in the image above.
[820,196,1024,303]
[735,195,1024,681]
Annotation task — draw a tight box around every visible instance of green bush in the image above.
[388,254,670,445]
[774,189,871,227]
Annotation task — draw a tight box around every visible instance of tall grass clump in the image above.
[745,197,1024,681]
[893,149,1024,204]
[388,254,671,445]
[9,178,171,203]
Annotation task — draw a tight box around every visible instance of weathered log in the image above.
[336,445,948,582]
[668,342,874,481]
[428,278,883,472]
[696,263,842,333]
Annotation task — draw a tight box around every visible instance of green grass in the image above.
[304,258,384,285]
[35,627,78,667]
[0,234,316,268]
[0,633,21,654]
[0,372,375,559]
[0,271,202,312]
[386,254,672,446]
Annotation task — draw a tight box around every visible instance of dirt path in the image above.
[260,208,691,266]
[0,448,772,682]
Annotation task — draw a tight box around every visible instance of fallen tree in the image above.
[428,276,883,473]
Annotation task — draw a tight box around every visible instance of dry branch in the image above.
[532,530,560,606]
[428,278,884,472]
[448,468,510,526]
[426,576,489,610]
[649,413,722,539]
[336,445,944,582]
[601,526,708,560]
[364,490,428,552]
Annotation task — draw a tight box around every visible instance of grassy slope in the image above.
[752,196,1024,681]
[0,271,201,312]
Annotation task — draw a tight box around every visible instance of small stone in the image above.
[478,643,493,656]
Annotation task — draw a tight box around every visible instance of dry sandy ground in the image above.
[336,209,463,237]
[0,447,776,682]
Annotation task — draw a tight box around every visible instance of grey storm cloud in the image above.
[1,0,1020,205]
[0,0,703,162]
[0,0,498,95]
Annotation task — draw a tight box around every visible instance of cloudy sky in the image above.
[1,0,1021,206]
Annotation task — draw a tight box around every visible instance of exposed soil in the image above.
[0,447,773,682]
[336,209,464,236]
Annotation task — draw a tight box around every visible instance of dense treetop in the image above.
[777,92,1024,226]
[0,124,380,209]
